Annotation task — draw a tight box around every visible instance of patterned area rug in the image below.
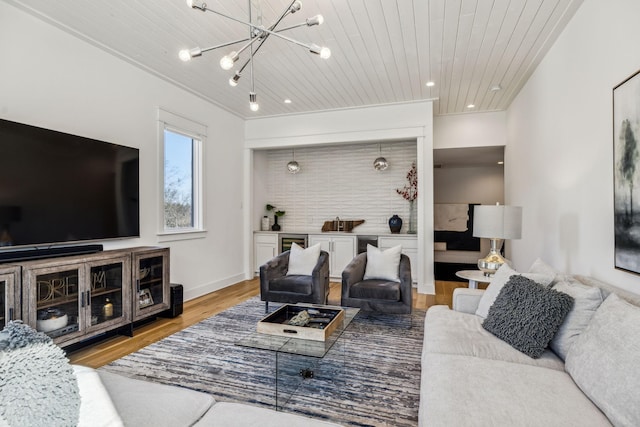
[101,297,426,426]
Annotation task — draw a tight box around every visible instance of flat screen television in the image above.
[0,118,139,249]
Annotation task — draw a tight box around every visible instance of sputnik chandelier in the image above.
[179,0,331,112]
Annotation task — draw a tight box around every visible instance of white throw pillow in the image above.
[286,242,321,276]
[363,244,402,282]
[73,365,124,427]
[475,263,554,319]
[550,278,603,360]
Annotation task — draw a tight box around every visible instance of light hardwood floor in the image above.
[68,278,456,369]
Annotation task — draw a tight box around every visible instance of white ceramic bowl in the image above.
[36,314,68,332]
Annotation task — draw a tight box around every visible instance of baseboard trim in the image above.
[183,273,247,302]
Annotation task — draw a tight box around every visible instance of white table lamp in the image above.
[472,203,522,276]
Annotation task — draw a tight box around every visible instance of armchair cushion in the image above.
[363,244,402,282]
[348,279,401,301]
[268,275,313,295]
[287,242,321,276]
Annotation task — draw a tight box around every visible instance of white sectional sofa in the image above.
[419,264,640,427]
[0,321,343,427]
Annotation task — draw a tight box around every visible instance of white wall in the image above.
[259,141,417,234]
[434,111,507,149]
[0,3,246,301]
[507,0,640,293]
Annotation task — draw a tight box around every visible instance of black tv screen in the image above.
[0,118,139,248]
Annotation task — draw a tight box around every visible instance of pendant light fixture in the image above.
[180,0,331,113]
[287,149,300,174]
[373,144,389,171]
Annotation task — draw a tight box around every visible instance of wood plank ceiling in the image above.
[6,0,583,119]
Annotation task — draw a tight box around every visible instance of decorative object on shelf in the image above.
[266,204,285,231]
[388,215,402,233]
[139,267,150,280]
[91,271,106,291]
[472,203,522,276]
[102,298,114,318]
[613,68,640,275]
[261,215,270,231]
[321,219,365,232]
[287,149,301,174]
[396,162,418,234]
[179,0,330,113]
[36,307,68,333]
[139,289,155,308]
[373,144,389,171]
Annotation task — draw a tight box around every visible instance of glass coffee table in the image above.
[236,303,360,410]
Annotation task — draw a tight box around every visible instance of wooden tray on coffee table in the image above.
[257,304,345,342]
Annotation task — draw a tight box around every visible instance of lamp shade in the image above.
[473,205,522,240]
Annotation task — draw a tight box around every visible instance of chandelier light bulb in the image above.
[220,51,238,70]
[290,1,302,13]
[179,47,202,62]
[249,92,259,112]
[320,47,331,59]
[178,49,191,62]
[306,15,324,26]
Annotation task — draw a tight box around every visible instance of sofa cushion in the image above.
[363,244,401,282]
[550,278,603,360]
[98,369,214,427]
[475,263,554,319]
[565,294,640,427]
[268,276,313,295]
[419,353,612,427]
[482,276,574,358]
[423,305,565,371]
[348,279,401,301]
[196,402,343,426]
[287,242,321,276]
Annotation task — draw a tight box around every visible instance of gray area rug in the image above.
[101,297,426,426]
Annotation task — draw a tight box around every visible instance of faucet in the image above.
[335,216,343,231]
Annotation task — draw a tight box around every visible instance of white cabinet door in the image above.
[308,235,356,278]
[379,236,418,284]
[254,233,278,272]
[331,236,356,277]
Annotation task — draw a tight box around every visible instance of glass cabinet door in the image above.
[137,255,165,311]
[88,259,129,329]
[0,277,12,329]
[35,268,81,339]
[133,248,169,320]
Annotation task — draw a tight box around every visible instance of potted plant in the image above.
[266,204,286,231]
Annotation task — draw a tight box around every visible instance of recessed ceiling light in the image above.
[426,81,435,87]
[490,85,502,92]
[467,104,475,109]
[284,99,292,104]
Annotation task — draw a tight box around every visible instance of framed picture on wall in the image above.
[613,68,640,274]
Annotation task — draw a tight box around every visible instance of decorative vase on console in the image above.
[271,215,281,231]
[389,215,402,233]
[396,162,418,234]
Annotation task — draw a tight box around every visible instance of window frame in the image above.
[157,109,206,239]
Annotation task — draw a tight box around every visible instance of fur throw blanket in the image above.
[0,321,79,426]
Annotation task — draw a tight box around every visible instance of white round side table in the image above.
[455,270,493,289]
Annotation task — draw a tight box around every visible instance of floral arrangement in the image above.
[266,204,285,217]
[396,162,417,201]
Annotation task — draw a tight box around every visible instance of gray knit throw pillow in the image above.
[482,275,574,358]
[0,321,80,427]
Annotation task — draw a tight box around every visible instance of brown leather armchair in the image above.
[341,253,412,314]
[260,250,330,313]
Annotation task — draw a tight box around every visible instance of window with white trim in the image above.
[159,110,204,233]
